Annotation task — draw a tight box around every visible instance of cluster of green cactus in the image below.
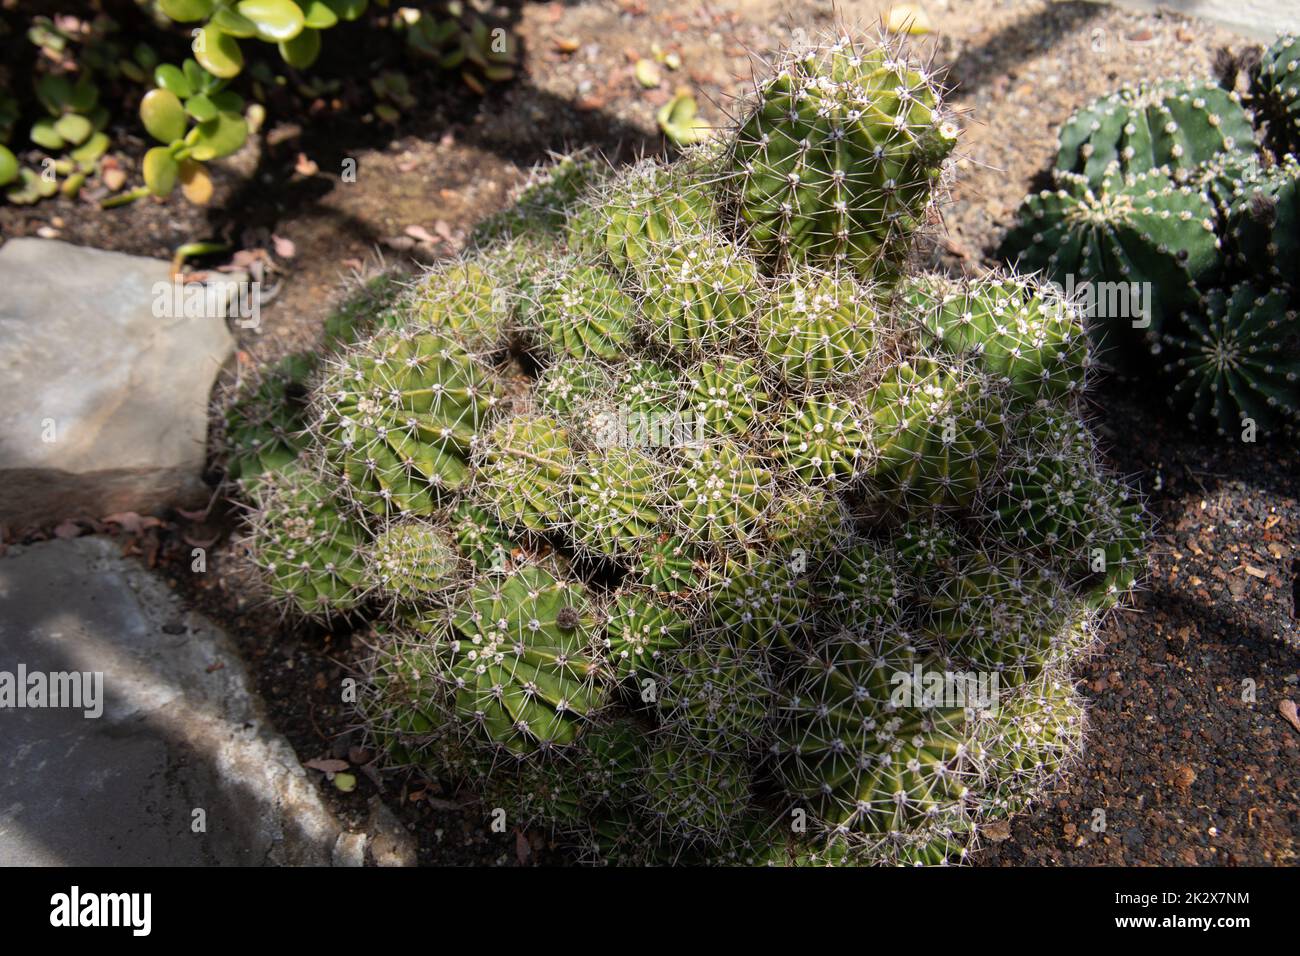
[235,30,1146,865]
[1000,38,1300,437]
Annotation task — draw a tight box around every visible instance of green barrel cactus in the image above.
[1157,282,1300,436]
[772,628,977,838]
[318,329,501,515]
[1054,79,1253,186]
[726,35,959,279]
[235,29,1148,866]
[243,458,368,617]
[1250,34,1300,156]
[431,561,607,754]
[902,274,1088,402]
[368,519,464,605]
[998,167,1219,355]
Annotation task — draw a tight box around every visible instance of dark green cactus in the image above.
[1054,79,1253,186]
[1249,34,1300,157]
[1220,154,1300,293]
[998,167,1219,356]
[1158,282,1300,436]
[223,352,316,484]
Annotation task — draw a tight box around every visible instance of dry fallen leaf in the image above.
[983,820,1012,842]
[272,234,296,259]
[1280,699,1300,734]
[885,4,932,35]
[304,758,350,773]
[405,224,439,244]
[101,512,163,534]
[515,829,532,865]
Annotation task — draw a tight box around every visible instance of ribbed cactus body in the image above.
[683,357,771,439]
[904,275,1087,402]
[571,160,715,273]
[604,589,692,679]
[1251,34,1300,156]
[413,259,510,350]
[532,263,635,360]
[369,520,463,604]
[774,629,976,835]
[820,539,905,628]
[760,271,879,385]
[1159,283,1300,435]
[320,331,500,515]
[569,447,667,557]
[640,237,759,354]
[773,394,869,485]
[999,168,1219,351]
[245,459,367,616]
[224,352,316,484]
[643,741,752,840]
[728,37,958,279]
[449,502,514,571]
[657,635,774,751]
[1054,80,1252,185]
[477,413,573,533]
[1222,155,1300,291]
[864,359,1003,508]
[667,441,773,546]
[439,563,606,753]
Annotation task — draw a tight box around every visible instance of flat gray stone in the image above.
[0,238,236,527]
[0,536,372,866]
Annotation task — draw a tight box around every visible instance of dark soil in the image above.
[2,0,1296,865]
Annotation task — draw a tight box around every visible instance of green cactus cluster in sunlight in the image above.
[232,28,1149,866]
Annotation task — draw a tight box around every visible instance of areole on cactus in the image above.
[235,27,1148,865]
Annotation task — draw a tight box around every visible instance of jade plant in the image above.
[236,30,1147,865]
[155,0,371,78]
[1000,46,1300,436]
[138,58,249,201]
[1,2,520,206]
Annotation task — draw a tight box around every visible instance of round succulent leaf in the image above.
[160,0,215,22]
[194,26,245,79]
[143,146,180,196]
[279,28,322,69]
[140,88,188,144]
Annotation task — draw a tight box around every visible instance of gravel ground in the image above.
[2,0,1296,865]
